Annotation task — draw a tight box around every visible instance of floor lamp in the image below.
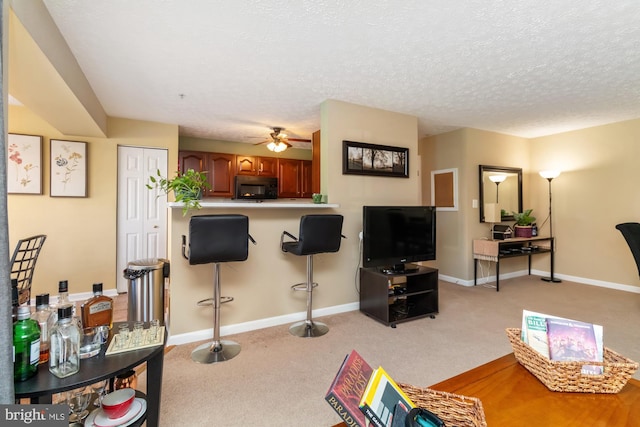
[489,174,507,202]
[540,170,561,283]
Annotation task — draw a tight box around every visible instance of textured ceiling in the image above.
[38,1,640,146]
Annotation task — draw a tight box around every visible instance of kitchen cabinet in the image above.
[278,159,312,198]
[178,151,235,197]
[236,156,278,177]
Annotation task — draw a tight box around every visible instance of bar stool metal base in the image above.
[289,320,329,338]
[191,340,241,364]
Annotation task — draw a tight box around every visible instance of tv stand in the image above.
[360,265,438,327]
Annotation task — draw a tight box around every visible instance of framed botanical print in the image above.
[7,133,43,194]
[50,139,88,197]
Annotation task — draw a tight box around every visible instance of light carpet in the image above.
[158,276,640,426]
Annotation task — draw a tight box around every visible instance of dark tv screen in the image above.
[363,206,436,272]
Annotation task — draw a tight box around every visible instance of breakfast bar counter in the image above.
[168,199,339,209]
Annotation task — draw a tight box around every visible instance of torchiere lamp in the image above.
[489,174,507,202]
[539,170,561,283]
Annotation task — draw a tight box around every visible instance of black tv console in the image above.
[359,265,439,327]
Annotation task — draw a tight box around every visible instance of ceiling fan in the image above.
[254,127,310,152]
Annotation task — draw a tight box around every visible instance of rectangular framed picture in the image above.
[7,133,43,194]
[50,139,87,197]
[342,140,409,178]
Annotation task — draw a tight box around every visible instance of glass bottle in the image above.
[81,283,113,329]
[49,305,81,378]
[53,280,76,315]
[11,278,19,322]
[31,293,55,364]
[13,305,41,382]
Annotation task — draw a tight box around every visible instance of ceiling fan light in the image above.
[267,142,277,151]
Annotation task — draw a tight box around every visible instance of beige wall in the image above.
[422,120,640,290]
[179,136,312,161]
[168,99,423,336]
[530,119,640,288]
[8,104,178,297]
[421,128,530,281]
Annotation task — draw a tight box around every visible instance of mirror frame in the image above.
[479,165,523,223]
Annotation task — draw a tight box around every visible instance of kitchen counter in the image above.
[168,199,339,209]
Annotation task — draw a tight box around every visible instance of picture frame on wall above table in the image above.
[342,140,409,178]
[50,139,87,197]
[7,133,43,194]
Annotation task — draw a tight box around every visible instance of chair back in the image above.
[10,235,47,304]
[616,222,640,277]
[188,215,250,265]
[295,214,344,255]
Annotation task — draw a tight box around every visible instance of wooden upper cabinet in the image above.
[178,151,206,174]
[179,151,235,197]
[206,153,235,197]
[278,159,312,198]
[258,157,278,177]
[301,160,313,198]
[312,130,320,194]
[236,156,278,177]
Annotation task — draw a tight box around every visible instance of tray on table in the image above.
[106,326,165,356]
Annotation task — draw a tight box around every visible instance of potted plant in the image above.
[512,209,536,238]
[147,169,211,215]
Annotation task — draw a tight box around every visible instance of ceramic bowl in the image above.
[101,388,135,419]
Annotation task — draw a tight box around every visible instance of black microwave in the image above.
[234,176,278,200]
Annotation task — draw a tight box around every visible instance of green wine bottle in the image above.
[14,305,41,381]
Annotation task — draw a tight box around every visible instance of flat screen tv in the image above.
[363,206,436,273]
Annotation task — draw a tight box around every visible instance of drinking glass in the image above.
[132,321,144,346]
[67,386,91,422]
[149,319,160,341]
[90,379,108,407]
[118,324,130,349]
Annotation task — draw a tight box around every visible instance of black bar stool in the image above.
[182,214,255,363]
[281,214,344,337]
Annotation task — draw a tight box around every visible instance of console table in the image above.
[332,353,640,426]
[14,321,165,427]
[472,236,555,291]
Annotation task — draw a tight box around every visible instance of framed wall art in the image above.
[342,140,409,178]
[7,133,43,194]
[50,139,87,197]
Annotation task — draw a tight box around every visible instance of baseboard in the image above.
[440,269,640,294]
[166,302,359,346]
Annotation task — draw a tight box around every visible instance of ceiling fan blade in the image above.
[287,138,311,142]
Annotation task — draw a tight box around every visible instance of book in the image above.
[546,317,603,374]
[359,366,415,427]
[325,350,374,427]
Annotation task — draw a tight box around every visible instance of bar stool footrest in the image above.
[291,282,318,291]
[196,296,234,306]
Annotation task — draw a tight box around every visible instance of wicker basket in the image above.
[398,383,487,427]
[506,328,639,393]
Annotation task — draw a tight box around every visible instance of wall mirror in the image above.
[479,165,523,223]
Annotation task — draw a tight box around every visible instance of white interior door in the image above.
[117,146,168,293]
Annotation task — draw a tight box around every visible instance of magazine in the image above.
[546,317,603,375]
